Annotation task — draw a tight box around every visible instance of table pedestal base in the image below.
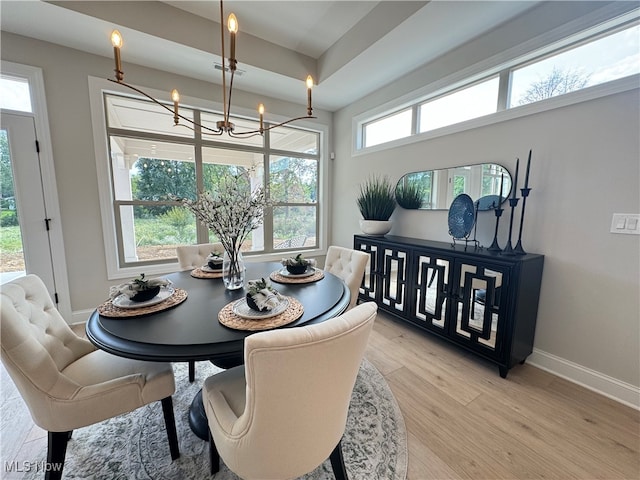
[188,389,209,440]
[189,355,244,441]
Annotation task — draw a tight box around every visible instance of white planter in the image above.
[359,220,392,236]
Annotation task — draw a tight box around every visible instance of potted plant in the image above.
[281,253,316,274]
[246,278,282,311]
[356,175,396,235]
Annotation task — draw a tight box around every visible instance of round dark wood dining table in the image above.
[86,262,350,439]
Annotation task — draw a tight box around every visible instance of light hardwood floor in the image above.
[2,309,638,479]
[366,311,639,480]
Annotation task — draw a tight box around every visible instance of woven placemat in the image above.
[269,268,325,284]
[97,288,188,318]
[190,268,224,279]
[218,296,304,331]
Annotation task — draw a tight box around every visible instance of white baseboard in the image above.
[70,309,95,325]
[528,348,640,410]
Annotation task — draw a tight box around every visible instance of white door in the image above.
[1,114,57,300]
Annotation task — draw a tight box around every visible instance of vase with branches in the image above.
[181,171,271,290]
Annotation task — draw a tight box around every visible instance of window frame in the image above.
[353,10,639,155]
[89,77,328,280]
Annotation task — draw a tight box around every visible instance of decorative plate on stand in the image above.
[448,194,475,239]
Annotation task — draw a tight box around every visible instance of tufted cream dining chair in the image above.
[0,275,180,480]
[176,242,224,271]
[324,245,370,310]
[203,302,378,480]
[176,242,223,381]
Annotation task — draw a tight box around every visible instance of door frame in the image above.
[1,61,71,320]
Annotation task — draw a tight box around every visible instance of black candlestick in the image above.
[503,158,520,256]
[515,150,532,255]
[502,196,520,255]
[470,201,481,250]
[487,201,503,252]
[514,187,531,254]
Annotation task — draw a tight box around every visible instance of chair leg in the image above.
[45,431,70,480]
[161,397,180,460]
[329,439,348,480]
[189,360,195,382]
[208,429,220,475]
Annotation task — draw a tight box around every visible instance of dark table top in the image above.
[86,262,350,363]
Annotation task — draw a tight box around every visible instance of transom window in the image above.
[359,18,639,151]
[104,93,320,268]
[0,75,33,112]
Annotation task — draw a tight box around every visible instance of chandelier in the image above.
[108,0,315,138]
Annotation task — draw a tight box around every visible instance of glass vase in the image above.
[222,249,245,290]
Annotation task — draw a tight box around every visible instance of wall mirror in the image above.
[395,163,512,211]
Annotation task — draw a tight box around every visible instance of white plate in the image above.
[278,267,316,278]
[201,264,223,273]
[232,297,290,319]
[112,287,175,309]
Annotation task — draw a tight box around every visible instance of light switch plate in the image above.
[611,214,640,234]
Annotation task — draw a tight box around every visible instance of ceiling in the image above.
[1,1,541,112]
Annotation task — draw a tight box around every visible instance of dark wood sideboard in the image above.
[354,235,544,377]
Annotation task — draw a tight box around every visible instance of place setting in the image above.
[190,251,225,279]
[97,273,188,318]
[218,278,304,331]
[270,253,325,284]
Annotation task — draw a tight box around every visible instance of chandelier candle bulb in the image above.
[228,13,238,69]
[306,75,313,116]
[171,89,180,125]
[111,30,123,81]
[258,103,264,133]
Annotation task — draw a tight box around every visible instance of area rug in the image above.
[24,359,407,480]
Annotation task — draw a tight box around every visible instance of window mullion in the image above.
[263,125,274,251]
[497,70,511,111]
[192,110,209,243]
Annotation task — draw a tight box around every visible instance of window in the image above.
[510,24,640,107]
[363,108,412,148]
[356,18,639,151]
[104,93,321,269]
[419,77,499,133]
[0,75,32,112]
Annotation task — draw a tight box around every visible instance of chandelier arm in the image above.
[263,115,317,131]
[227,130,262,139]
[107,79,199,128]
[220,115,317,137]
[176,121,225,136]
